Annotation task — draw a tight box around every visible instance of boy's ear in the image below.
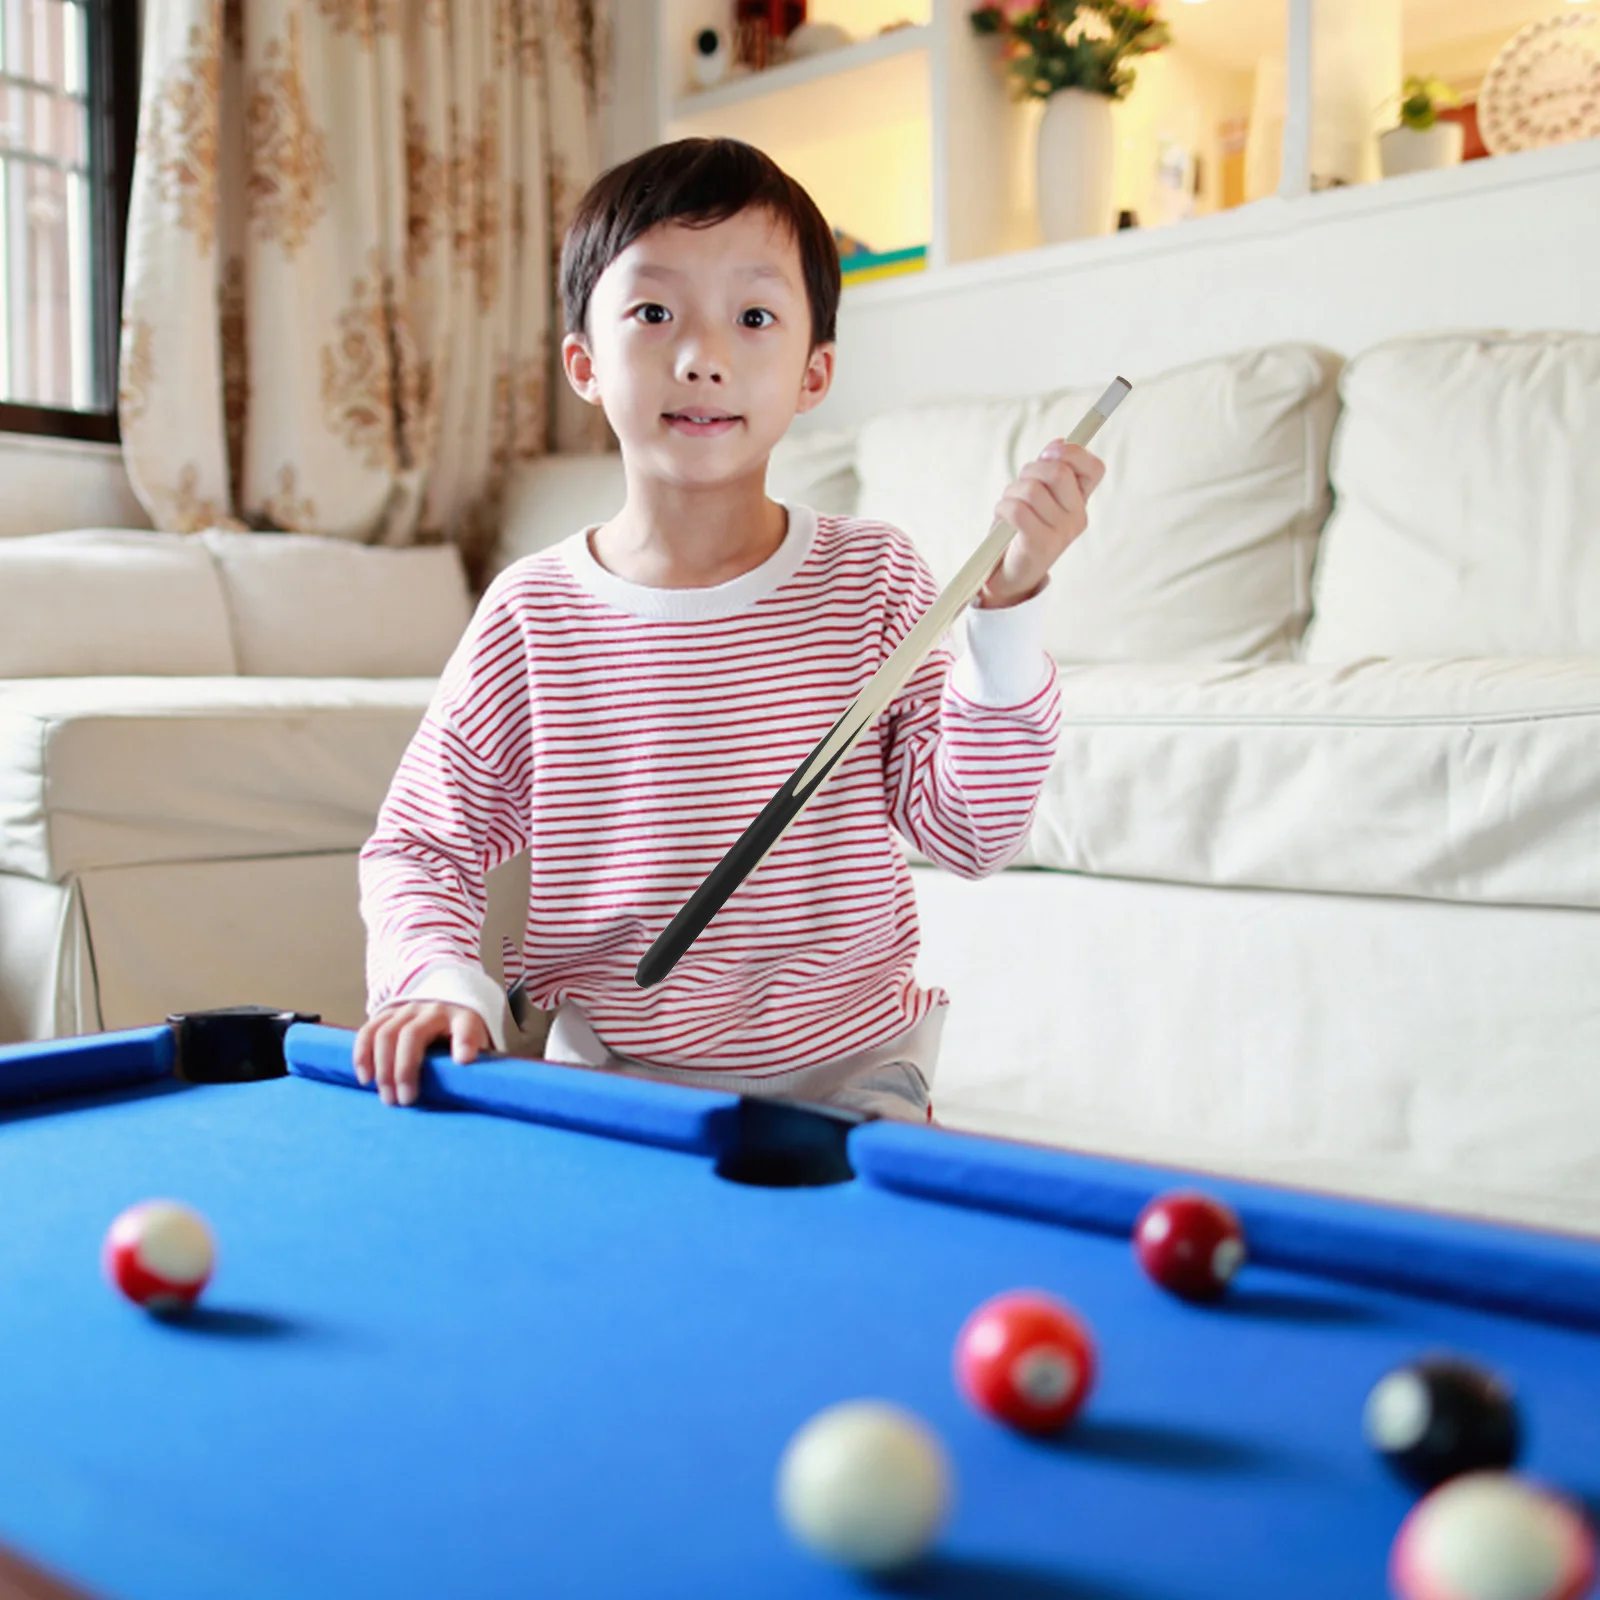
[795,341,835,416]
[562,332,602,406]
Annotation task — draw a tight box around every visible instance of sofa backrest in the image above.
[0,529,473,678]
[1302,330,1600,662]
[22,337,1590,682]
[198,531,472,677]
[854,344,1341,663]
[0,530,236,677]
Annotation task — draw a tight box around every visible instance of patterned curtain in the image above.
[118,0,612,581]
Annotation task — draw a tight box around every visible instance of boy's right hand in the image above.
[353,1002,490,1108]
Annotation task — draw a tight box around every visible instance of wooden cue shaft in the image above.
[635,376,1133,989]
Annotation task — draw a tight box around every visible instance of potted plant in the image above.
[971,0,1170,243]
[1379,75,1465,178]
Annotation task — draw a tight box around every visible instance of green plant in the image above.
[1396,74,1459,131]
[970,1,1170,103]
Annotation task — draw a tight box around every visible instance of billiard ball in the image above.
[1390,1472,1597,1600]
[954,1289,1097,1435]
[1364,1355,1521,1490]
[102,1200,215,1314]
[1133,1189,1246,1302]
[775,1400,951,1573]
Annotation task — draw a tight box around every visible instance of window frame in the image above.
[0,0,139,445]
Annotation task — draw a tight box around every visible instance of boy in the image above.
[355,137,1104,1119]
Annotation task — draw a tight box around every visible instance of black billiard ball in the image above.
[1363,1355,1520,1491]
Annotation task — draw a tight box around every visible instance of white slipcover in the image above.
[1018,657,1600,909]
[0,678,434,880]
[0,531,235,677]
[1304,331,1600,661]
[853,344,1341,663]
[200,532,475,677]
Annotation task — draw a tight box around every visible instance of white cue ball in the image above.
[776,1400,952,1573]
[1391,1471,1598,1600]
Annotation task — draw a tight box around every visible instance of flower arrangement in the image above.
[970,0,1170,103]
[1394,74,1459,131]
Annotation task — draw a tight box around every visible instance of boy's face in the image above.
[562,208,834,491]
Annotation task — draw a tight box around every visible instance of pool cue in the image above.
[635,376,1133,989]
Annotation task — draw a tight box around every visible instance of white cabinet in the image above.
[656,0,1035,270]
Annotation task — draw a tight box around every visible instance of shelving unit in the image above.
[650,0,1600,293]
[656,0,1035,270]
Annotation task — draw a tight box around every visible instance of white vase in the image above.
[1378,121,1464,177]
[1036,88,1117,244]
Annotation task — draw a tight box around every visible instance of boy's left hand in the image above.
[977,441,1107,609]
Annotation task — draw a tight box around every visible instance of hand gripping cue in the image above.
[635,376,1133,989]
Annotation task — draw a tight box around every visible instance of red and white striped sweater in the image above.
[359,504,1061,1080]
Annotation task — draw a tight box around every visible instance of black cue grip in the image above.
[635,719,853,988]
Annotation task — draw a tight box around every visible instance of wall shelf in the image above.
[669,24,930,123]
[650,1,1600,295]
[658,0,1033,269]
[832,134,1600,311]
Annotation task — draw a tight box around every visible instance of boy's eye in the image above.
[741,308,776,330]
[633,303,670,325]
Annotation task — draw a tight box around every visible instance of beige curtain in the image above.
[118,0,612,581]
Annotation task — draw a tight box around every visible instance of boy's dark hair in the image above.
[561,138,841,349]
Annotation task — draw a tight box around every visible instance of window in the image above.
[0,0,137,443]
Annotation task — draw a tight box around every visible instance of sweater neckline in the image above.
[560,502,817,621]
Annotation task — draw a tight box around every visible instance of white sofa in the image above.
[3,330,1598,1240]
[0,530,531,1042]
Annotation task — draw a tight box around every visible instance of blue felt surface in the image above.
[1,1071,1598,1599]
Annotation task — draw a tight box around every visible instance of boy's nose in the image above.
[676,327,729,384]
[678,354,726,383]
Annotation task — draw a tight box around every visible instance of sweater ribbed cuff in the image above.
[377,957,509,1053]
[955,581,1053,708]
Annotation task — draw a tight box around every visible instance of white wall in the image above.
[813,138,1600,433]
[606,0,659,169]
[1110,47,1254,226]
[0,434,150,538]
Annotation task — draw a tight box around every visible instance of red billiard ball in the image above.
[103,1200,215,1314]
[1134,1189,1246,1302]
[954,1290,1097,1435]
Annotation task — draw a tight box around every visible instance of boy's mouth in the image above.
[664,410,741,437]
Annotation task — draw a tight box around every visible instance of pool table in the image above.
[1,1020,1598,1600]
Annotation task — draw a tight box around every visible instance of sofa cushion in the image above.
[201,531,473,676]
[0,677,435,881]
[854,344,1341,663]
[766,427,860,517]
[499,453,627,570]
[1303,331,1600,662]
[998,658,1600,910]
[0,531,236,677]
